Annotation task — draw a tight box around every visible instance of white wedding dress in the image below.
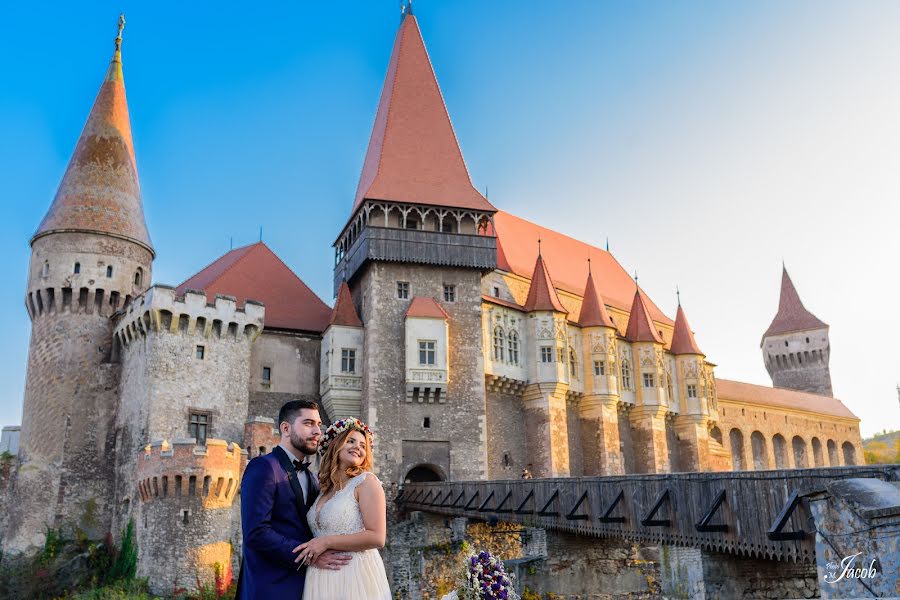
[302,472,392,600]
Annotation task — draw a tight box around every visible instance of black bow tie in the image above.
[293,459,310,473]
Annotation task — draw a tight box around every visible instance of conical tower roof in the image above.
[670,303,703,355]
[625,286,664,344]
[351,10,495,214]
[32,15,153,255]
[524,251,567,313]
[330,281,363,328]
[578,264,614,328]
[763,267,827,338]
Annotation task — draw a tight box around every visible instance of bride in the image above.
[295,417,392,600]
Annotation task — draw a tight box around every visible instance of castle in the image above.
[0,9,863,592]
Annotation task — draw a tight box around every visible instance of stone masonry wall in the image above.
[354,263,487,484]
[484,389,528,479]
[248,329,322,423]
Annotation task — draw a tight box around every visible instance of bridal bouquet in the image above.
[440,549,520,600]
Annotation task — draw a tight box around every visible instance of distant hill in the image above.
[863,430,900,464]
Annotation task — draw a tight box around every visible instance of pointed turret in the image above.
[524,251,567,313]
[625,287,663,344]
[352,10,495,213]
[670,303,703,355]
[32,14,153,255]
[330,281,363,327]
[578,263,614,328]
[762,266,827,339]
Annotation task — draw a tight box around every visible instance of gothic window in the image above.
[666,372,673,400]
[195,345,205,360]
[419,340,436,365]
[134,268,143,286]
[593,360,605,376]
[508,331,519,365]
[74,262,81,274]
[262,366,272,383]
[106,265,114,278]
[189,412,210,445]
[620,359,632,390]
[540,346,553,363]
[493,327,505,361]
[443,285,456,302]
[341,349,356,373]
[397,282,409,299]
[569,349,577,378]
[643,373,655,388]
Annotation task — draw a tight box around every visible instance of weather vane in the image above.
[115,13,126,52]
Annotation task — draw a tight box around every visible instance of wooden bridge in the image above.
[396,465,900,563]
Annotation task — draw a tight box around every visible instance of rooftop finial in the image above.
[634,271,638,286]
[676,285,681,306]
[115,13,125,54]
[587,255,592,274]
[606,237,610,253]
[537,237,542,257]
[401,0,414,19]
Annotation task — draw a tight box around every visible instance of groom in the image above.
[237,400,351,599]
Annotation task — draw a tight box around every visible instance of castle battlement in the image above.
[135,438,246,508]
[114,285,265,347]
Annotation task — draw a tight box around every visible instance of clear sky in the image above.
[1,1,898,437]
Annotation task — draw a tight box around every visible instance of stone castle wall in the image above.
[248,329,321,423]
[763,329,833,396]
[354,263,487,483]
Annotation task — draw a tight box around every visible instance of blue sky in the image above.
[1,1,898,436]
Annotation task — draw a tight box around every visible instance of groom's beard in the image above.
[290,431,319,456]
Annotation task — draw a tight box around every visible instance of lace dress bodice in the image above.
[308,472,372,537]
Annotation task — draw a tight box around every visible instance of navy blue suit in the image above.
[238,448,319,600]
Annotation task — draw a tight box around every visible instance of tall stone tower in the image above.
[5,16,154,552]
[332,6,496,484]
[761,266,832,396]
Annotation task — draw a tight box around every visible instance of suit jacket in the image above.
[238,447,319,600]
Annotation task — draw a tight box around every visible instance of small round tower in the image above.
[5,16,154,553]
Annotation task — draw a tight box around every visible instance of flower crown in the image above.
[319,417,374,456]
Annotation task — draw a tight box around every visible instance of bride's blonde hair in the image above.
[318,428,374,495]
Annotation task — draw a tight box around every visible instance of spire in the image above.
[352,11,495,214]
[578,264,615,328]
[330,281,363,328]
[625,286,664,343]
[33,14,153,255]
[524,253,567,313]
[670,303,703,355]
[763,266,827,338]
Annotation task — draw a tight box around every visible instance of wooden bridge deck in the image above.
[396,465,900,563]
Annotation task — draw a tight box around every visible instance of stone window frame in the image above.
[195,344,206,360]
[397,281,410,300]
[620,359,632,390]
[188,410,211,446]
[643,372,655,388]
[74,262,81,274]
[492,326,505,362]
[418,340,436,366]
[42,261,50,278]
[507,331,520,365]
[593,360,605,376]
[341,348,356,373]
[443,284,456,302]
[262,366,272,384]
[106,265,114,278]
[686,383,698,398]
[540,346,553,363]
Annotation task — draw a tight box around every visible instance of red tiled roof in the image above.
[482,295,525,311]
[491,211,672,326]
[763,267,828,339]
[670,304,703,355]
[176,242,331,333]
[330,281,362,327]
[351,14,495,214]
[523,253,567,313]
[405,297,449,319]
[33,39,153,255]
[578,269,615,328]
[716,379,857,420]
[625,288,664,344]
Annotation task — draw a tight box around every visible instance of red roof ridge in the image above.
[625,287,664,343]
[578,268,615,328]
[523,253,567,313]
[176,242,262,293]
[405,296,450,319]
[715,378,857,420]
[330,281,363,327]
[670,303,703,355]
[763,266,828,340]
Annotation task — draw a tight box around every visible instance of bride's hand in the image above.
[293,537,330,566]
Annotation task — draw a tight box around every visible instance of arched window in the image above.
[74,262,81,274]
[493,326,505,362]
[134,268,143,287]
[773,434,788,469]
[620,358,632,391]
[751,431,769,470]
[730,428,745,470]
[569,348,577,378]
[42,261,49,277]
[507,331,519,365]
[709,426,723,445]
[842,442,856,465]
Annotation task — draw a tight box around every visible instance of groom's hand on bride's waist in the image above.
[309,549,352,571]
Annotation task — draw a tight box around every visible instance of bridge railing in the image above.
[396,465,900,563]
